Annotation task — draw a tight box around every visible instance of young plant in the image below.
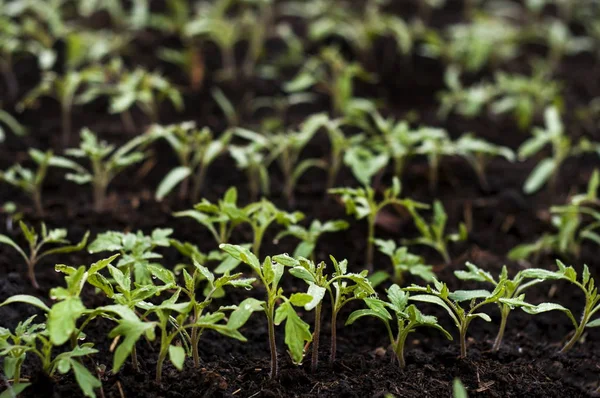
[414,127,457,192]
[454,262,568,351]
[509,170,600,261]
[267,116,327,206]
[274,254,375,371]
[374,239,435,285]
[87,228,173,284]
[0,149,79,215]
[347,284,452,368]
[518,260,600,353]
[330,177,427,270]
[0,221,89,288]
[403,200,468,264]
[518,106,595,194]
[151,122,232,201]
[285,46,375,117]
[220,244,315,379]
[18,68,104,146]
[274,219,349,261]
[229,129,271,200]
[405,279,500,358]
[454,134,515,191]
[64,128,150,212]
[139,263,259,383]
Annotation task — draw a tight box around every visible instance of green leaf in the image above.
[0,234,28,263]
[453,378,468,398]
[48,298,86,345]
[409,294,459,327]
[227,298,264,330]
[523,158,556,194]
[156,166,191,200]
[71,360,101,398]
[289,266,315,283]
[219,244,260,272]
[289,293,313,307]
[521,302,575,327]
[448,290,491,302]
[0,295,50,312]
[275,302,312,364]
[109,319,155,373]
[586,318,600,328]
[0,383,31,398]
[304,283,326,311]
[169,345,186,370]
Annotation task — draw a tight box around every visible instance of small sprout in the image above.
[509,170,600,261]
[330,177,428,270]
[343,144,389,187]
[519,260,600,353]
[267,115,327,206]
[151,122,232,201]
[414,127,455,192]
[347,284,452,368]
[229,128,271,200]
[273,254,375,371]
[274,219,349,262]
[64,128,151,212]
[0,221,89,288]
[285,46,375,117]
[374,239,436,285]
[221,244,315,379]
[0,149,79,215]
[403,200,468,264]
[18,67,104,146]
[453,378,468,398]
[455,262,567,351]
[406,279,499,358]
[519,106,599,194]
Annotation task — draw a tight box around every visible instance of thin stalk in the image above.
[429,154,439,193]
[329,308,337,364]
[492,305,510,352]
[191,163,208,203]
[560,305,591,353]
[93,180,108,213]
[366,214,376,271]
[131,345,139,371]
[267,305,278,379]
[32,189,44,217]
[252,227,266,258]
[394,329,409,368]
[26,259,39,289]
[459,324,468,358]
[311,302,322,373]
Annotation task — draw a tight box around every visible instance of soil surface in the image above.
[1,1,600,397]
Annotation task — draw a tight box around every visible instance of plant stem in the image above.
[267,306,278,379]
[394,330,408,368]
[191,164,208,203]
[560,306,590,353]
[32,189,44,217]
[27,259,39,289]
[366,214,376,271]
[459,324,468,358]
[0,59,18,100]
[252,227,265,258]
[93,181,108,213]
[311,302,322,373]
[429,154,438,193]
[61,104,72,148]
[329,309,337,364]
[131,344,139,371]
[492,305,510,352]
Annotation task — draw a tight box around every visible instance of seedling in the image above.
[267,116,327,206]
[403,200,468,264]
[18,68,104,146]
[285,46,375,117]
[139,263,259,383]
[330,178,427,270]
[151,122,232,201]
[454,134,516,191]
[0,149,80,215]
[80,59,183,131]
[347,284,452,368]
[519,106,599,194]
[343,144,389,187]
[455,262,568,351]
[274,254,375,371]
[220,244,315,379]
[414,128,456,192]
[64,128,150,212]
[406,279,499,358]
[519,260,600,352]
[539,19,592,69]
[274,219,349,261]
[229,129,271,200]
[0,221,89,288]
[87,228,173,284]
[509,170,600,261]
[374,239,435,285]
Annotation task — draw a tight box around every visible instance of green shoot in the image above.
[229,128,271,200]
[151,122,232,201]
[0,221,89,288]
[414,127,455,192]
[330,177,427,270]
[273,254,375,371]
[64,128,150,212]
[403,200,468,264]
[274,219,349,261]
[220,244,315,379]
[374,239,435,285]
[347,284,452,368]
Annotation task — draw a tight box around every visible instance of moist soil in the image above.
[1,1,600,397]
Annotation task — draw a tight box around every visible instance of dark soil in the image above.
[1,1,600,397]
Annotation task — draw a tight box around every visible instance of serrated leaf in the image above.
[168,345,185,370]
[156,166,191,200]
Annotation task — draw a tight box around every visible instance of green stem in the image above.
[32,189,44,217]
[492,305,510,352]
[27,259,39,289]
[394,329,409,368]
[561,305,590,353]
[155,333,169,384]
[366,214,376,271]
[131,344,139,371]
[329,308,338,364]
[267,305,278,379]
[311,302,322,373]
[191,163,208,203]
[459,323,468,358]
